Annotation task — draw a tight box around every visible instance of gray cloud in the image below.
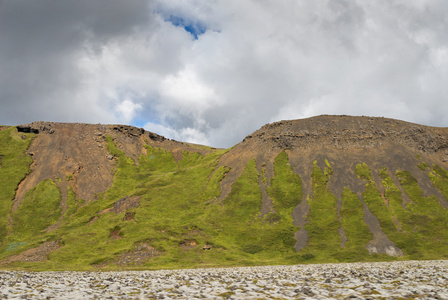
[1,0,448,148]
[0,0,151,124]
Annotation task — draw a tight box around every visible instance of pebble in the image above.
[0,260,447,299]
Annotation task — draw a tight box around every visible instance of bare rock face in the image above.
[243,115,448,153]
[13,123,116,213]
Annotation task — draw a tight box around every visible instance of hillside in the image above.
[0,115,447,270]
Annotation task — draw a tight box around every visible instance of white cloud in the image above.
[143,121,209,145]
[160,67,219,112]
[2,0,448,147]
[114,99,142,123]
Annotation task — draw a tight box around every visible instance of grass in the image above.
[357,165,420,258]
[429,164,448,200]
[354,164,448,260]
[2,129,448,270]
[0,128,35,243]
[301,161,342,262]
[395,169,448,259]
[26,137,233,269]
[339,187,372,261]
[43,150,306,269]
[357,165,398,236]
[300,161,388,263]
[10,179,62,241]
[267,151,302,211]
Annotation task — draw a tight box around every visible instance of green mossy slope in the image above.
[0,128,35,243]
[1,129,448,270]
[11,179,62,241]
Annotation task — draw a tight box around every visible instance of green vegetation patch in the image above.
[301,162,393,263]
[63,186,83,218]
[395,169,448,258]
[0,128,35,242]
[3,131,448,270]
[267,151,302,211]
[302,161,341,262]
[206,157,299,263]
[11,179,62,240]
[39,138,235,270]
[339,187,372,261]
[429,164,448,201]
[356,165,448,259]
[358,165,397,236]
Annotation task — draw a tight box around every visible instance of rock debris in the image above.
[1,260,447,299]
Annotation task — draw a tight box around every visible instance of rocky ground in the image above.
[0,260,447,299]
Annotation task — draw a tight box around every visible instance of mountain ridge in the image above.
[1,115,448,270]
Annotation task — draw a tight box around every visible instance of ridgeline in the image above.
[0,115,447,270]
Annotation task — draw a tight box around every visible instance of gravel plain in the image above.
[1,260,447,299]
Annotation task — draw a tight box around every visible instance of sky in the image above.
[1,0,448,148]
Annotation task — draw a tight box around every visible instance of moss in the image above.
[201,157,300,266]
[177,151,203,169]
[44,146,231,270]
[261,163,267,185]
[355,165,448,259]
[3,130,448,269]
[302,161,341,262]
[242,244,263,254]
[418,162,429,171]
[340,187,372,260]
[63,186,79,218]
[379,168,411,232]
[11,179,62,240]
[140,146,177,173]
[324,159,333,176]
[223,159,262,218]
[429,164,448,200]
[267,151,302,211]
[0,128,35,242]
[395,169,448,258]
[355,163,372,181]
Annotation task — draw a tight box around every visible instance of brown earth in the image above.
[115,242,162,266]
[0,241,61,265]
[99,196,141,215]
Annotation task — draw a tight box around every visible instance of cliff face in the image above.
[1,115,448,270]
[245,115,448,152]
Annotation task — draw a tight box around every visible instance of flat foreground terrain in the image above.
[1,260,447,299]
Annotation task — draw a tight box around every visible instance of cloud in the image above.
[1,0,448,147]
[114,100,142,123]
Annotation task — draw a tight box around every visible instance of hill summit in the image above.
[0,115,447,270]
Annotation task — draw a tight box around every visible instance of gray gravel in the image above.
[1,260,447,299]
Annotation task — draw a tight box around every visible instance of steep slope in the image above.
[0,115,448,270]
[219,115,448,260]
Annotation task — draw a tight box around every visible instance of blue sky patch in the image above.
[167,15,206,39]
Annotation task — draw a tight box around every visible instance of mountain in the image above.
[0,115,447,270]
